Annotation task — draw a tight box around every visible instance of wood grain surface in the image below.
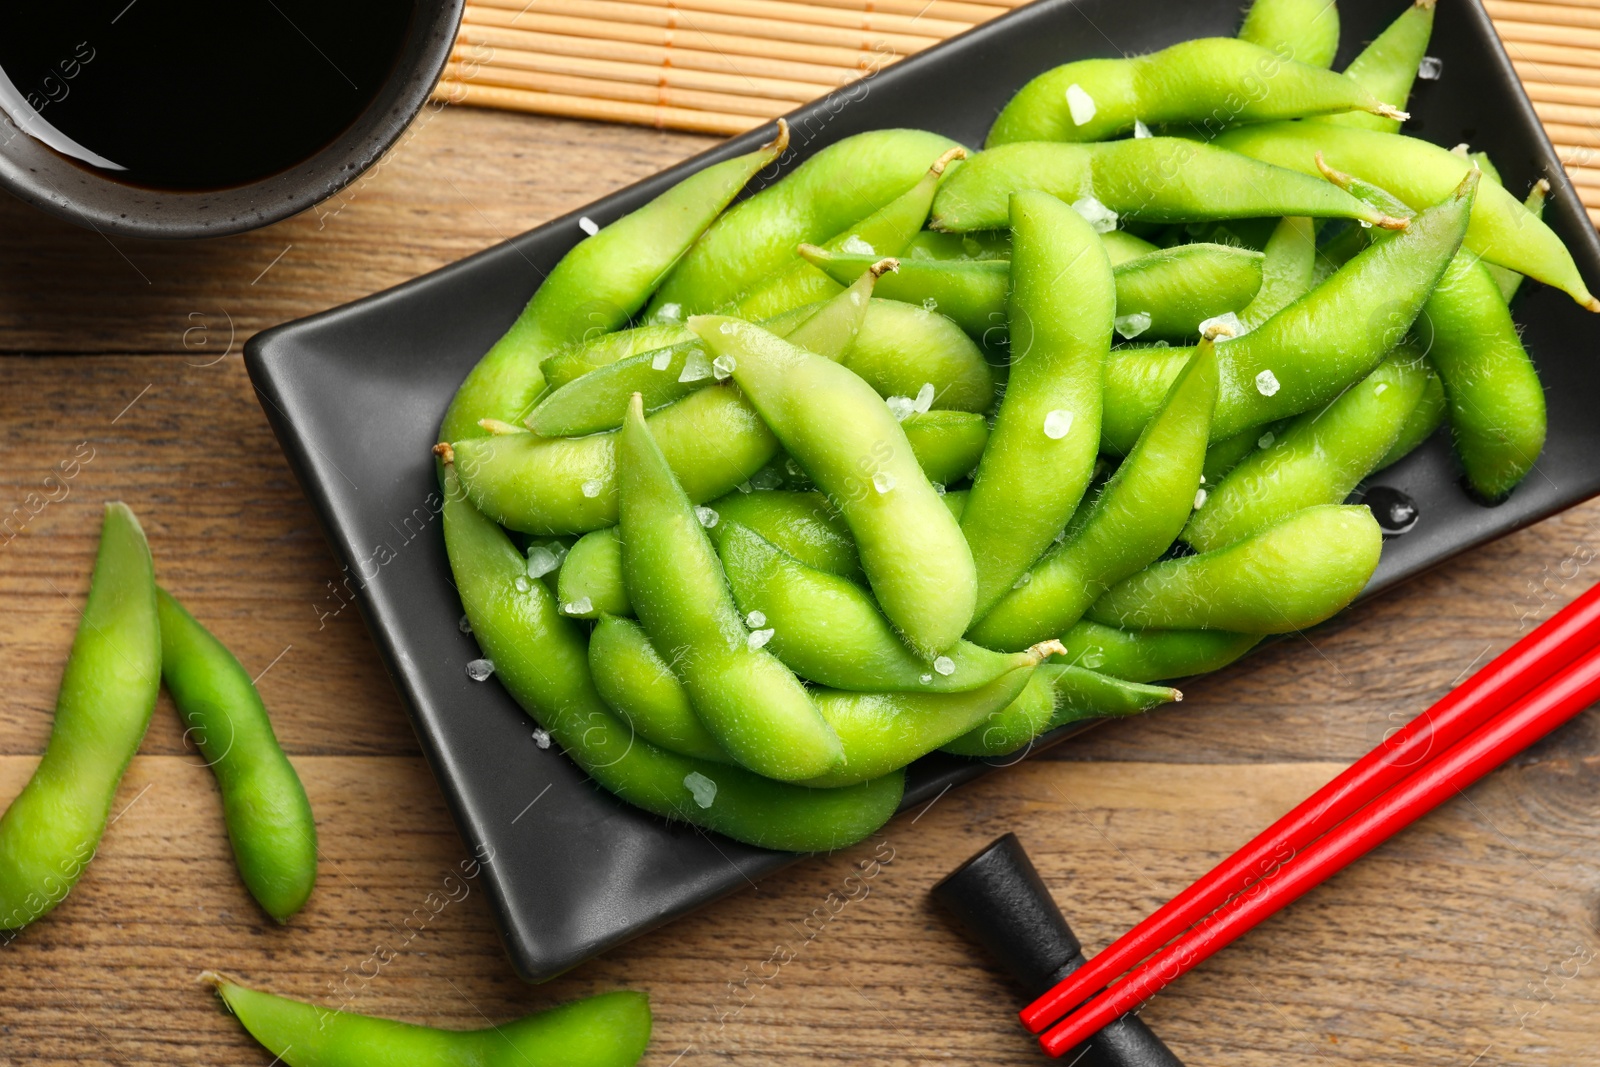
[3,102,1600,1067]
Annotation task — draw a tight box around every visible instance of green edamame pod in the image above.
[1488,179,1548,303]
[963,190,1113,615]
[1087,504,1383,633]
[1319,0,1435,134]
[930,139,1403,233]
[441,126,788,444]
[588,615,728,763]
[803,246,1007,337]
[1100,169,1474,453]
[1374,362,1445,471]
[703,489,861,580]
[733,146,966,321]
[541,323,695,391]
[557,529,630,619]
[845,298,997,413]
[1183,351,1429,553]
[1213,122,1599,309]
[694,316,978,655]
[645,128,962,321]
[941,663,1181,758]
[0,503,160,930]
[904,228,1158,266]
[618,394,840,781]
[156,588,317,923]
[1057,620,1263,683]
[1237,217,1316,331]
[1239,0,1340,69]
[969,339,1218,652]
[210,977,652,1067]
[1203,421,1288,485]
[717,522,1032,692]
[986,38,1399,146]
[440,458,902,850]
[803,652,1049,788]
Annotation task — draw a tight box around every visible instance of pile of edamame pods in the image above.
[437,0,1590,856]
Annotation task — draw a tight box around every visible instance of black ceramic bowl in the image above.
[0,0,462,239]
[247,0,1600,981]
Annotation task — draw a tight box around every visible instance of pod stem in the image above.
[931,146,968,175]
[869,257,901,279]
[1374,103,1410,121]
[762,118,791,156]
[1028,639,1070,662]
[432,442,455,464]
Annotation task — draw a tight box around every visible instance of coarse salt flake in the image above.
[466,658,495,682]
[841,234,875,255]
[1255,369,1280,397]
[746,610,767,628]
[651,350,672,371]
[684,771,718,808]
[872,471,896,494]
[1071,196,1118,233]
[712,354,736,380]
[1194,488,1208,509]
[747,628,775,650]
[1066,83,1097,126]
[694,505,720,529]
[933,655,956,676]
[1043,409,1075,440]
[581,479,604,498]
[1114,311,1152,339]
[678,351,712,383]
[578,216,599,236]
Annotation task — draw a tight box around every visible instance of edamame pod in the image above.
[1318,0,1436,134]
[986,39,1399,146]
[541,323,695,391]
[970,339,1218,653]
[1488,180,1548,303]
[0,503,160,930]
[557,529,630,619]
[1183,351,1429,553]
[845,298,997,413]
[588,615,728,762]
[210,976,652,1067]
[941,663,1181,758]
[718,522,1032,692]
[1203,421,1288,485]
[703,489,861,580]
[963,190,1113,615]
[1086,504,1383,633]
[1237,216,1316,330]
[440,459,902,850]
[157,588,317,923]
[1100,169,1474,453]
[441,125,788,443]
[904,228,1159,265]
[645,128,962,321]
[1239,0,1340,69]
[1057,620,1263,683]
[930,139,1403,233]
[1375,363,1445,471]
[618,394,840,781]
[1213,122,1599,309]
[803,652,1050,788]
[694,316,978,655]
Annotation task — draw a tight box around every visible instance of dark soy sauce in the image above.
[1361,486,1421,536]
[0,0,411,189]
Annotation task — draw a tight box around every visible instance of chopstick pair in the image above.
[1021,581,1600,1057]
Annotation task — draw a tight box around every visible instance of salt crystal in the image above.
[872,471,896,494]
[933,655,956,676]
[526,545,561,578]
[1043,409,1075,440]
[1255,369,1280,397]
[1114,311,1152,339]
[458,614,473,634]
[922,296,939,312]
[747,610,767,628]
[465,658,495,682]
[1134,119,1153,139]
[1081,650,1105,669]
[914,382,935,414]
[683,771,718,808]
[532,728,551,749]
[786,458,804,477]
[1013,572,1033,589]
[694,505,720,529]
[1374,382,1389,396]
[581,479,603,498]
[712,354,737,380]
[932,482,947,496]
[651,350,672,371]
[578,216,599,236]
[1071,196,1118,234]
[514,575,532,593]
[920,673,934,684]
[563,596,593,616]
[656,302,683,323]
[841,234,875,255]
[1199,311,1244,339]
[747,628,775,650]
[1418,56,1442,81]
[751,467,783,490]
[1194,488,1208,509]
[1258,431,1276,449]
[1065,83,1097,126]
[679,351,712,383]
[737,480,754,494]
[885,395,916,422]
[718,321,735,335]
[1151,339,1170,349]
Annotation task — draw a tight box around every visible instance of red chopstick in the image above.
[1021,581,1600,1034]
[1038,638,1600,1056]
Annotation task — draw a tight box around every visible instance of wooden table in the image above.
[2,104,1599,1067]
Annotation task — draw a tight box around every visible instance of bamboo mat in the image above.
[433,0,1600,226]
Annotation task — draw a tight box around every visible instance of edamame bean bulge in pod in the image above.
[588,615,729,763]
[942,664,1182,759]
[1058,621,1263,684]
[1316,0,1437,134]
[1238,0,1341,69]
[690,316,978,657]
[985,38,1401,146]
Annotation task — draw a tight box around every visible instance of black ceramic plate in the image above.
[245,0,1600,982]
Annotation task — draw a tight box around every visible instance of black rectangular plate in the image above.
[245,0,1600,981]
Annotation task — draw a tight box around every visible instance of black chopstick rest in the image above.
[930,833,1184,1067]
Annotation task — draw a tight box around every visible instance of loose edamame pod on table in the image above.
[1099,168,1475,453]
[984,38,1401,146]
[1057,620,1263,684]
[209,976,652,1067]
[157,588,317,923]
[970,337,1218,653]
[1087,504,1384,634]
[588,615,729,763]
[1238,0,1340,69]
[618,393,841,782]
[645,128,962,322]
[962,190,1113,616]
[692,316,978,657]
[1316,0,1436,134]
[0,503,160,931]
[439,457,902,850]
[1183,350,1431,553]
[439,123,789,445]
[930,138,1407,233]
[1213,121,1599,309]
[942,663,1182,759]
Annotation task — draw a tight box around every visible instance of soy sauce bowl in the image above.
[0,0,462,240]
